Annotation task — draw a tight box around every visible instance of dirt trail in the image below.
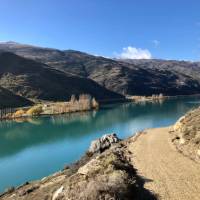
[129,127,200,200]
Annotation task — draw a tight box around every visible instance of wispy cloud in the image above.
[116,46,152,59]
[152,39,160,48]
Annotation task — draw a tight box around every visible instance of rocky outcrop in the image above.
[171,107,200,162]
[89,133,120,153]
[0,134,157,200]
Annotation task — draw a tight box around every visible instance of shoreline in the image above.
[1,123,200,199]
[0,94,100,121]
[0,97,200,198]
[2,124,196,199]
[1,93,200,122]
[0,133,157,200]
[127,93,200,103]
[0,97,130,122]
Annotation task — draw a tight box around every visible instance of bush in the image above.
[12,109,26,118]
[92,98,99,108]
[26,105,43,116]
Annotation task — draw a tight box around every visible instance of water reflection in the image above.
[0,97,198,159]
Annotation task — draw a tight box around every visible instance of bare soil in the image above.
[128,127,200,200]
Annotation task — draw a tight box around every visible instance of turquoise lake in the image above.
[0,97,200,192]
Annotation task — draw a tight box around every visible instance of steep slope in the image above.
[0,52,123,102]
[44,51,200,95]
[122,59,200,82]
[1,42,200,96]
[0,87,32,108]
[172,107,200,162]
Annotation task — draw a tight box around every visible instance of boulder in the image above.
[173,116,185,132]
[89,133,120,154]
[52,186,64,200]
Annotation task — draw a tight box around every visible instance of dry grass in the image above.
[172,106,200,162]
[26,105,43,116]
[0,142,157,200]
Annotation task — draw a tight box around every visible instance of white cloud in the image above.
[152,40,160,47]
[117,46,152,59]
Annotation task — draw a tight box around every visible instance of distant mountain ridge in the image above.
[0,41,200,108]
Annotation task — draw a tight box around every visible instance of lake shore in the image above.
[127,93,200,103]
[0,133,157,200]
[2,123,200,199]
[0,94,100,121]
[1,102,200,199]
[1,93,200,121]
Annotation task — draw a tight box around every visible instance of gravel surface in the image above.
[129,127,200,200]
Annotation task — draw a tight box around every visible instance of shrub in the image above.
[5,186,15,193]
[92,98,99,108]
[12,109,26,118]
[26,105,43,116]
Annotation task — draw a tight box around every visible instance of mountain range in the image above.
[0,41,200,108]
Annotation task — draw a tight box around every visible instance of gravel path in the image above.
[129,127,200,200]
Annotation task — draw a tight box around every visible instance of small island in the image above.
[126,93,167,103]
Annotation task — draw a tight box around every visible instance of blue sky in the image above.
[0,0,200,60]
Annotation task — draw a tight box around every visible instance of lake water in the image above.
[0,97,200,192]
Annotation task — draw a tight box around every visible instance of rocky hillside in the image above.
[0,42,200,96]
[172,107,200,162]
[0,134,157,200]
[0,87,32,109]
[123,59,200,83]
[0,51,123,105]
